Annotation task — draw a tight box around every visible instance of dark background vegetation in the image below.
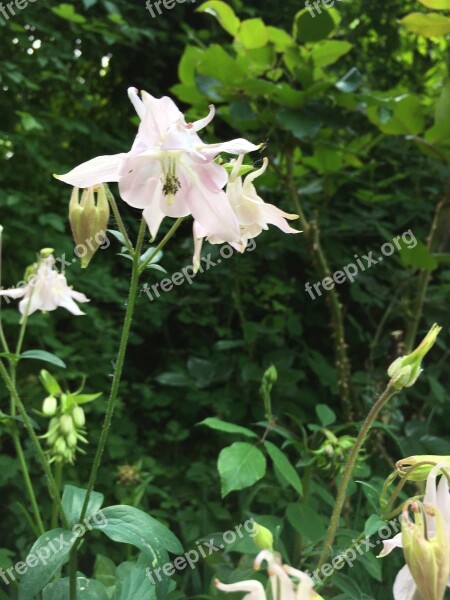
[0,0,449,598]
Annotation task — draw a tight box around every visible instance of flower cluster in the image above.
[56,88,299,264]
[215,550,324,600]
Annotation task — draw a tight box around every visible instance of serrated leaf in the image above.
[218,442,266,496]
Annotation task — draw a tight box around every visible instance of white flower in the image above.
[0,255,89,318]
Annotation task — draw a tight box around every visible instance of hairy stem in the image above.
[317,383,397,569]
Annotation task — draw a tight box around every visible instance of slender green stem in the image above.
[0,225,10,354]
[138,217,184,274]
[317,383,397,569]
[0,359,68,527]
[52,462,63,529]
[11,431,45,535]
[105,187,134,256]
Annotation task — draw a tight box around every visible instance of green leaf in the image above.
[333,573,363,599]
[218,442,266,497]
[315,404,336,427]
[335,67,363,93]
[367,95,425,135]
[276,110,320,139]
[238,19,269,49]
[61,485,104,528]
[267,26,293,51]
[364,514,386,538]
[93,555,116,590]
[198,417,258,438]
[419,0,450,9]
[264,441,302,495]
[294,8,335,42]
[18,529,77,600]
[39,370,62,396]
[42,576,109,599]
[435,82,450,124]
[0,352,19,363]
[115,560,157,600]
[310,40,352,68]
[196,0,240,36]
[399,240,438,270]
[402,12,450,37]
[286,503,326,543]
[73,392,103,404]
[20,350,66,369]
[51,3,87,24]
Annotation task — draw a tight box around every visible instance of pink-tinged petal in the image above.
[259,204,300,234]
[57,294,87,316]
[192,223,204,273]
[55,153,126,188]
[140,91,182,138]
[393,565,420,600]
[190,105,215,132]
[436,472,450,537]
[183,168,239,243]
[68,289,90,304]
[214,579,266,600]
[142,203,166,240]
[119,156,162,209]
[185,157,228,191]
[18,292,42,317]
[0,286,27,299]
[200,138,262,159]
[378,532,403,557]
[127,87,146,120]
[268,564,296,600]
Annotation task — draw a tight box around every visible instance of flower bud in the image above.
[388,324,442,390]
[42,396,57,417]
[252,522,274,551]
[54,437,67,455]
[402,502,450,600]
[66,431,78,449]
[39,248,54,259]
[69,184,110,268]
[72,406,85,427]
[396,455,450,481]
[59,414,74,436]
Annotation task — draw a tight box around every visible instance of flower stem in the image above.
[317,383,397,569]
[0,359,68,526]
[105,187,134,256]
[0,225,10,354]
[138,217,184,274]
[51,461,63,529]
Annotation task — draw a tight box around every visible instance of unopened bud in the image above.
[39,248,54,259]
[42,396,57,417]
[388,324,442,390]
[72,406,85,428]
[69,184,110,268]
[66,431,78,449]
[59,414,73,436]
[252,522,274,551]
[396,455,450,481]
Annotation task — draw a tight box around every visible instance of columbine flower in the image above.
[56,88,260,243]
[193,155,299,267]
[379,463,450,600]
[396,455,450,482]
[215,550,323,600]
[0,254,89,318]
[387,323,442,390]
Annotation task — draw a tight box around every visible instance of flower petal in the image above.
[55,154,126,188]
[393,565,420,600]
[214,579,266,600]
[378,532,403,557]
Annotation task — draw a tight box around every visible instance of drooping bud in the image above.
[42,396,57,417]
[59,414,74,436]
[401,502,450,600]
[69,184,110,268]
[72,406,85,428]
[39,248,54,259]
[387,324,442,390]
[252,522,274,551]
[396,455,450,481]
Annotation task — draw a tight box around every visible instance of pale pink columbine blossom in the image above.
[56,88,260,243]
[214,550,322,600]
[192,155,299,268]
[379,463,450,600]
[0,255,89,318]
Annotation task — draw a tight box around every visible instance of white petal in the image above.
[378,532,404,557]
[214,578,266,600]
[191,104,215,132]
[200,138,262,160]
[127,87,146,120]
[393,565,420,600]
[0,286,27,299]
[55,153,126,188]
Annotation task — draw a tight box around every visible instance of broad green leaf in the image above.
[399,240,438,270]
[72,392,102,405]
[315,404,336,427]
[419,0,450,9]
[42,576,109,599]
[18,529,76,600]
[294,8,335,42]
[333,573,363,599]
[91,505,183,557]
[0,352,19,363]
[286,503,326,543]
[435,82,450,124]
[367,95,425,135]
[115,560,157,600]
[51,4,87,24]
[198,45,244,85]
[238,19,269,49]
[197,0,240,36]
[20,350,66,369]
[267,26,293,51]
[402,12,450,37]
[61,485,104,528]
[364,514,386,538]
[218,442,266,496]
[93,555,116,590]
[264,441,302,495]
[276,109,321,139]
[198,417,257,438]
[310,40,352,68]
[335,67,363,93]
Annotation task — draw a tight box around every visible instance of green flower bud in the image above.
[252,522,274,550]
[39,248,54,259]
[72,406,85,428]
[42,396,57,417]
[388,324,442,390]
[59,414,74,436]
[396,455,450,481]
[54,437,67,455]
[66,431,78,449]
[69,184,110,268]
[263,364,278,384]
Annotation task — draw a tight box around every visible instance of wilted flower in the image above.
[0,253,89,319]
[215,550,323,600]
[56,88,260,243]
[387,324,442,390]
[379,463,450,600]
